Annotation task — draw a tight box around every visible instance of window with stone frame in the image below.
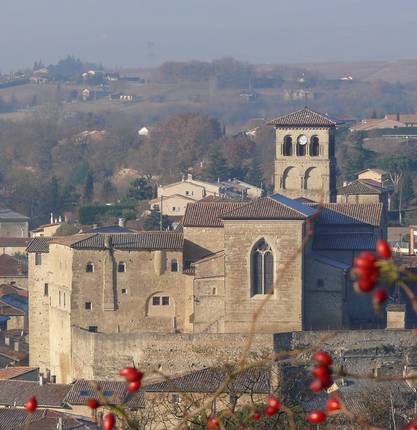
[251,239,274,296]
[118,262,126,273]
[86,262,94,273]
[171,259,178,272]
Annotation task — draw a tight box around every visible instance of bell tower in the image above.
[268,107,337,203]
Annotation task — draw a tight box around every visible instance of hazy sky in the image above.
[2,0,417,70]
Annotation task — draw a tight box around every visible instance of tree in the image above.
[48,176,62,215]
[207,147,229,181]
[402,174,415,206]
[377,154,411,224]
[245,157,264,188]
[143,208,172,231]
[126,177,155,201]
[83,173,94,203]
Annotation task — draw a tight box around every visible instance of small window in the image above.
[162,296,170,306]
[80,390,93,396]
[86,262,94,273]
[152,296,160,306]
[44,283,49,297]
[171,259,178,272]
[35,253,42,266]
[212,288,217,295]
[85,302,92,310]
[171,393,180,404]
[172,206,177,212]
[88,326,98,333]
[118,262,126,273]
[63,293,66,307]
[316,279,325,287]
[121,288,127,295]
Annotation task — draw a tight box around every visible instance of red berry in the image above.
[373,288,388,304]
[87,398,100,409]
[251,411,261,421]
[25,396,37,413]
[354,252,377,269]
[264,405,279,416]
[119,367,143,382]
[406,424,417,430]
[376,239,392,259]
[354,266,379,279]
[127,379,141,393]
[357,277,377,293]
[310,379,323,392]
[307,410,327,424]
[207,416,219,429]
[312,364,332,378]
[103,413,116,430]
[267,394,281,410]
[326,396,341,412]
[313,351,333,366]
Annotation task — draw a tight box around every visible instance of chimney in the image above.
[187,173,193,181]
[409,226,416,255]
[58,216,62,223]
[39,375,43,386]
[118,218,126,228]
[50,212,54,224]
[386,304,406,329]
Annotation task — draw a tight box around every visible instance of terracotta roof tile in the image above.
[0,381,70,407]
[222,197,312,220]
[308,203,383,226]
[337,180,389,195]
[0,366,38,380]
[26,237,52,253]
[183,202,246,227]
[267,107,336,127]
[143,366,270,394]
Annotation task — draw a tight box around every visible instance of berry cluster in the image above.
[309,351,333,393]
[353,239,392,307]
[119,366,144,393]
[25,396,37,413]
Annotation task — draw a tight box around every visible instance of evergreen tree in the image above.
[126,177,155,201]
[143,208,171,231]
[49,176,61,214]
[245,157,264,187]
[83,174,94,203]
[207,147,229,181]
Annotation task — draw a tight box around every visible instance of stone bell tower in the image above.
[268,107,337,203]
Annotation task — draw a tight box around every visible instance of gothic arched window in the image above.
[251,239,274,296]
[310,136,320,156]
[283,136,292,156]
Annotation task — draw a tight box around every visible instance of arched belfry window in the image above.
[310,136,320,157]
[251,239,274,296]
[296,135,307,156]
[283,136,292,156]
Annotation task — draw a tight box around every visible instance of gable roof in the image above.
[267,107,336,127]
[222,195,316,220]
[307,203,383,226]
[0,366,38,380]
[143,366,270,394]
[0,381,70,407]
[149,194,197,204]
[0,294,28,314]
[0,208,29,221]
[337,179,390,195]
[183,202,246,227]
[65,379,144,408]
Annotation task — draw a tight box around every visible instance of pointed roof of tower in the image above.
[267,107,337,127]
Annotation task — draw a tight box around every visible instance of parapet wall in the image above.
[71,327,273,380]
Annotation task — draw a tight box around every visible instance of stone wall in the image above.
[0,221,28,238]
[71,327,273,380]
[223,219,304,333]
[183,227,224,263]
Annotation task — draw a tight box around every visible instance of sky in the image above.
[1,0,417,71]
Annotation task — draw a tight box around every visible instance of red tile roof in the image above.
[0,366,38,380]
[183,202,246,227]
[0,254,27,277]
[268,107,336,127]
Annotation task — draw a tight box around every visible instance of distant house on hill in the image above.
[0,209,29,238]
[386,113,417,127]
[350,118,405,132]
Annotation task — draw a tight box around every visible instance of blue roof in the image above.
[270,193,317,217]
[0,294,28,313]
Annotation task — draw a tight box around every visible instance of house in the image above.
[0,292,28,330]
[31,222,62,238]
[0,208,29,238]
[350,117,405,132]
[149,194,197,217]
[219,179,263,199]
[0,366,38,381]
[386,113,417,127]
[0,238,30,255]
[357,168,391,184]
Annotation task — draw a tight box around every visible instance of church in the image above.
[27,107,386,383]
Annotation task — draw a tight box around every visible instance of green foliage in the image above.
[83,173,94,202]
[143,208,172,231]
[245,157,264,187]
[402,174,415,206]
[377,154,410,179]
[207,147,229,181]
[126,177,155,201]
[79,203,136,225]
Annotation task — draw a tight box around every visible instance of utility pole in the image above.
[159,195,163,231]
